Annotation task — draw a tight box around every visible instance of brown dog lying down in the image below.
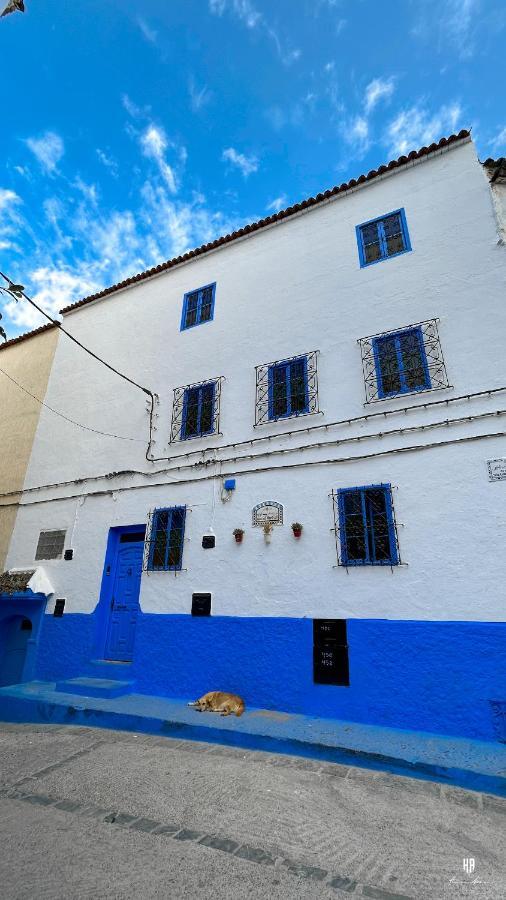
[188,691,245,717]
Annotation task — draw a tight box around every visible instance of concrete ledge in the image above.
[0,681,504,797]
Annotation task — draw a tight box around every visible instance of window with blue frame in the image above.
[373,327,430,398]
[356,209,411,267]
[268,356,309,420]
[180,283,216,330]
[147,506,186,571]
[181,381,216,439]
[337,485,398,566]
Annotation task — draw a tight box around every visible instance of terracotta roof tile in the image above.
[56,129,469,316]
[0,321,57,352]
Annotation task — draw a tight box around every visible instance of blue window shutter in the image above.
[268,356,309,421]
[181,381,216,439]
[180,283,216,331]
[374,327,430,398]
[148,506,186,571]
[357,209,411,267]
[337,485,398,566]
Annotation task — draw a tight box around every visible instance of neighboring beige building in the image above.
[0,323,58,569]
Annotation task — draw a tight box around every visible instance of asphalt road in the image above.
[0,723,504,899]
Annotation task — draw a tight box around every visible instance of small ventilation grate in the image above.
[35,530,66,561]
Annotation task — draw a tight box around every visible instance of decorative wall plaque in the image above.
[486,459,506,481]
[252,501,284,527]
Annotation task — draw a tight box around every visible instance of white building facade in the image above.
[3,131,506,741]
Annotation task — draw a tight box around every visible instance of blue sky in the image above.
[1,0,505,337]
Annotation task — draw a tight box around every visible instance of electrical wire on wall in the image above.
[0,366,148,443]
[0,426,505,512]
[0,271,157,456]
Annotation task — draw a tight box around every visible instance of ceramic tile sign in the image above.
[252,501,284,527]
[486,458,506,481]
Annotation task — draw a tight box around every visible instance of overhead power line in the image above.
[0,271,154,398]
[0,366,147,443]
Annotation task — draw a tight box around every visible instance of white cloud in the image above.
[385,102,463,156]
[364,77,395,114]
[137,17,158,44]
[189,77,212,112]
[209,0,261,29]
[209,0,300,65]
[443,0,479,58]
[222,147,258,177]
[266,196,287,213]
[490,126,506,153]
[0,188,22,253]
[122,94,151,119]
[343,116,370,157]
[0,188,20,213]
[96,148,119,177]
[3,267,102,330]
[413,0,481,59]
[73,177,99,205]
[25,131,64,174]
[140,124,179,193]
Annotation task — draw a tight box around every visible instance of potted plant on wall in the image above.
[291,522,303,538]
[233,528,244,544]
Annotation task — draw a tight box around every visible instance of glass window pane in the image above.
[383,214,405,256]
[365,490,392,562]
[361,222,381,263]
[199,383,215,434]
[152,511,169,568]
[168,515,184,568]
[184,387,200,437]
[200,287,213,322]
[342,492,367,561]
[289,359,307,413]
[185,293,199,327]
[377,336,401,394]
[399,331,427,390]
[271,365,288,417]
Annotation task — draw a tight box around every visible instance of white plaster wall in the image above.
[7,137,506,622]
[6,433,506,621]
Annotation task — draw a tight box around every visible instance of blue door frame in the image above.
[97,525,146,663]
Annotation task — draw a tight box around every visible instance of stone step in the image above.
[55,676,136,699]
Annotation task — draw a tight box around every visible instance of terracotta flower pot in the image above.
[292,527,302,538]
[234,533,243,543]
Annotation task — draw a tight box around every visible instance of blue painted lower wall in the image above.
[32,612,506,743]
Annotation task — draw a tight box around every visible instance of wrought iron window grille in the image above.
[143,506,188,574]
[170,377,224,443]
[330,484,402,570]
[358,319,450,405]
[254,350,320,426]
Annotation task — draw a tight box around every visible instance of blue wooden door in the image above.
[0,616,31,686]
[105,542,143,661]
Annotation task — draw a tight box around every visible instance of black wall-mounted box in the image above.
[54,599,66,617]
[313,619,349,686]
[202,535,216,549]
[191,593,211,616]
[64,549,74,560]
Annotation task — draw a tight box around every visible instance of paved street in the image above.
[0,724,504,899]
